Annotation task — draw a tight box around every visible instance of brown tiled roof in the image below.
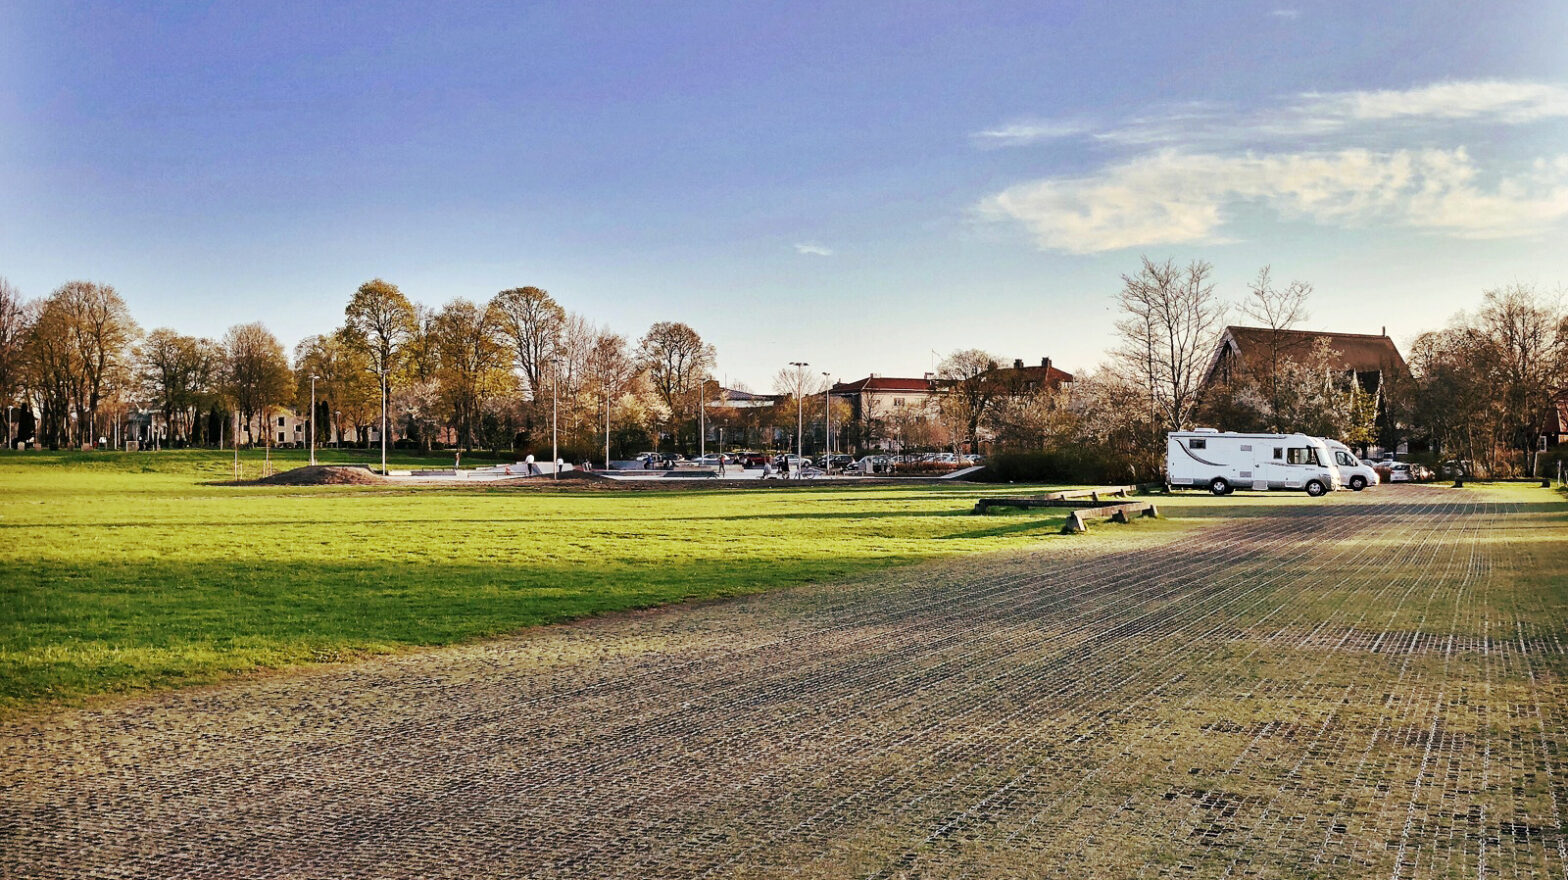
[831,376,936,394]
[987,364,1075,387]
[1219,326,1407,375]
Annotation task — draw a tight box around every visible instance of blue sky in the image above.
[3,1,1566,390]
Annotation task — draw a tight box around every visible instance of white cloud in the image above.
[993,80,1568,150]
[1270,8,1301,19]
[971,119,1088,147]
[794,242,834,256]
[1298,80,1568,125]
[977,148,1568,253]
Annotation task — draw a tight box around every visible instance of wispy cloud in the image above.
[1270,8,1301,19]
[984,80,1568,150]
[1297,80,1568,125]
[971,119,1088,147]
[977,148,1568,254]
[794,242,834,256]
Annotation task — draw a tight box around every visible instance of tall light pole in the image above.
[551,357,559,480]
[309,375,319,466]
[379,368,388,475]
[821,372,832,461]
[789,361,808,460]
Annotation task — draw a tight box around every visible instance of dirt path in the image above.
[3,487,1565,878]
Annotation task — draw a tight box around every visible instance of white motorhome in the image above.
[1166,430,1341,497]
[1320,438,1379,491]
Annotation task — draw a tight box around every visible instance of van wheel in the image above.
[1349,476,1367,491]
[1305,479,1328,497]
[1209,478,1230,496]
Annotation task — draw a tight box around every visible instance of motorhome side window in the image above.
[1286,447,1319,465]
[1189,438,1206,449]
[1273,448,1283,460]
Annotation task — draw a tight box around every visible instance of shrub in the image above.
[976,448,1158,484]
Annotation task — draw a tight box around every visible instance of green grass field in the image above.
[0,449,1206,712]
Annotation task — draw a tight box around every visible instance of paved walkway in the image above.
[3,487,1565,878]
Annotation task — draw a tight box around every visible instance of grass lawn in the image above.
[0,448,1209,712]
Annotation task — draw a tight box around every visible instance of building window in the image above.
[893,398,905,407]
[278,416,286,427]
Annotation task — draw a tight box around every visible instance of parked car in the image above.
[736,452,769,468]
[1385,462,1413,482]
[819,454,855,470]
[853,455,893,474]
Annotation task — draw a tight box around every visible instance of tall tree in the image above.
[935,349,1004,453]
[222,323,293,447]
[435,299,508,450]
[490,286,565,400]
[1470,284,1566,470]
[1115,257,1225,437]
[1239,265,1314,428]
[583,326,637,468]
[26,282,139,447]
[343,279,417,471]
[638,322,714,450]
[0,278,31,445]
[138,329,220,444]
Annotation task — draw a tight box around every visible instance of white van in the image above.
[1320,439,1379,491]
[1167,430,1341,497]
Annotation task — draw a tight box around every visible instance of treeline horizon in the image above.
[0,263,1562,478]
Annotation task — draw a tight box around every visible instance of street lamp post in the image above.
[821,372,831,461]
[789,362,808,461]
[551,358,559,480]
[309,375,319,466]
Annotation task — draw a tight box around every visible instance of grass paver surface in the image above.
[3,483,1565,877]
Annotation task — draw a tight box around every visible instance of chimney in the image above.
[1013,358,1024,369]
[869,372,880,379]
[1381,326,1386,337]
[1042,357,1052,372]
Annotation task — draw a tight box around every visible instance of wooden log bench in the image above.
[1061,501,1159,534]
[972,486,1134,514]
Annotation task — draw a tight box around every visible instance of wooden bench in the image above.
[1062,502,1159,534]
[972,486,1134,514]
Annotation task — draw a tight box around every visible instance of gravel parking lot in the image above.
[3,486,1565,878]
